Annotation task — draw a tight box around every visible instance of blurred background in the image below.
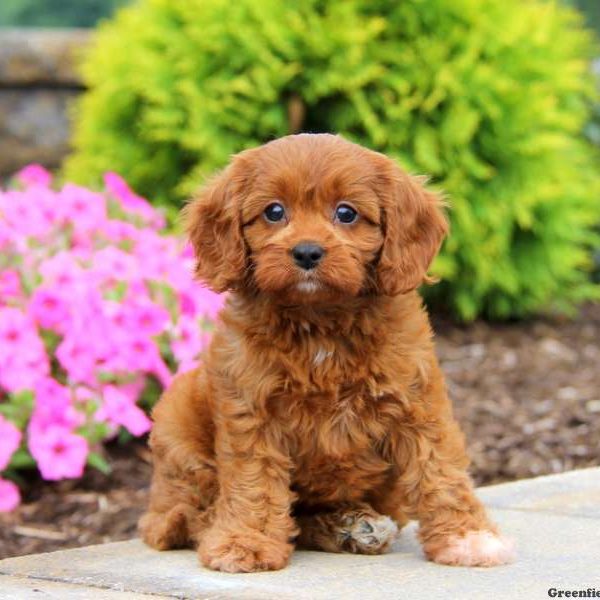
[0,0,599,561]
[1,0,598,33]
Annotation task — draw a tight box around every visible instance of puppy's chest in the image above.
[277,334,391,395]
[286,397,395,502]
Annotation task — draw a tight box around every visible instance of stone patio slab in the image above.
[477,466,600,518]
[1,468,598,600]
[0,575,155,599]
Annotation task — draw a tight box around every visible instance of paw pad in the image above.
[340,513,398,555]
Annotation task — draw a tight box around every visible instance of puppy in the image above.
[139,134,514,572]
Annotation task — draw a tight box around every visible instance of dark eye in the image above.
[264,202,286,223]
[335,204,358,224]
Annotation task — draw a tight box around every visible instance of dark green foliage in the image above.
[66,0,600,320]
[571,0,600,34]
[0,0,128,28]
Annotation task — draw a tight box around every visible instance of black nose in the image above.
[292,242,325,270]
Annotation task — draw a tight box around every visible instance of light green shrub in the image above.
[66,0,600,320]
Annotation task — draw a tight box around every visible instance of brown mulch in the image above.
[0,442,152,560]
[434,303,600,485]
[1,305,599,560]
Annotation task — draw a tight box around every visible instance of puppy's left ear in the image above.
[374,156,449,296]
[182,154,253,293]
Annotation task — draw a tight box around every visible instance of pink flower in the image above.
[0,308,49,392]
[151,357,173,388]
[0,415,21,470]
[0,308,37,356]
[29,287,70,332]
[73,385,95,405]
[0,270,22,302]
[194,286,224,320]
[97,385,151,436]
[127,279,149,298]
[0,478,20,512]
[100,328,172,386]
[37,189,65,226]
[133,229,179,280]
[16,164,52,187]
[0,219,16,250]
[56,334,98,385]
[60,184,106,233]
[39,251,85,291]
[28,425,88,481]
[0,357,49,393]
[164,261,194,290]
[176,358,200,376]
[1,366,45,393]
[104,172,165,228]
[178,290,197,317]
[0,167,225,485]
[29,378,82,435]
[120,298,170,336]
[171,316,205,362]
[121,335,162,372]
[117,379,145,404]
[100,219,139,243]
[1,190,54,238]
[92,246,137,282]
[177,284,224,321]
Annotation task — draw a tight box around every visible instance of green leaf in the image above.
[9,448,36,470]
[87,451,112,475]
[117,428,134,445]
[0,391,34,429]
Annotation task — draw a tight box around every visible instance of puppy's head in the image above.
[184,134,448,302]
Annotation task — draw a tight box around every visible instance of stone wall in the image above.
[0,29,90,176]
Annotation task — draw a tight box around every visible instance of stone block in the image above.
[0,29,89,86]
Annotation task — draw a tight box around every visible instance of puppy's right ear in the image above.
[182,160,249,292]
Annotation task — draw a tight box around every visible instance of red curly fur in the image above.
[139,134,514,572]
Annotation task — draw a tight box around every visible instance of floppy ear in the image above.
[182,160,249,293]
[374,157,449,296]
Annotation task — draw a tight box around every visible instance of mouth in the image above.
[295,268,322,293]
[296,279,321,293]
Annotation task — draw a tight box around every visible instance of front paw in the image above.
[199,529,292,573]
[426,530,515,567]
